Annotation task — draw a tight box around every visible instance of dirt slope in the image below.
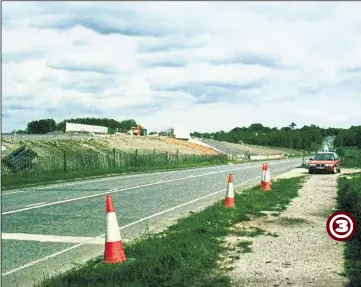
[1,134,215,158]
[223,168,359,287]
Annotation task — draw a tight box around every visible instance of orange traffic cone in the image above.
[260,164,266,189]
[262,163,272,191]
[267,163,272,186]
[225,174,235,208]
[103,194,127,264]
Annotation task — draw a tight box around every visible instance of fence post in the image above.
[153,149,156,165]
[302,151,305,165]
[63,151,67,173]
[113,148,116,168]
[176,149,179,167]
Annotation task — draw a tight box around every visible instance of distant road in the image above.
[1,158,302,287]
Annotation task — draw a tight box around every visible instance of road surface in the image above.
[1,158,301,287]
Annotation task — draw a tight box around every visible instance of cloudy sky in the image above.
[2,2,361,133]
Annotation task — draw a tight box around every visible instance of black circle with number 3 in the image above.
[326,211,357,241]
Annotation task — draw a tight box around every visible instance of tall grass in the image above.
[1,149,228,189]
[339,147,361,168]
[337,173,361,287]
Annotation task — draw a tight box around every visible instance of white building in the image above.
[173,127,191,140]
[65,122,108,134]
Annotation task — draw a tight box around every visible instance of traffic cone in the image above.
[260,164,266,189]
[267,163,272,186]
[103,194,127,264]
[225,174,235,208]
[262,163,272,191]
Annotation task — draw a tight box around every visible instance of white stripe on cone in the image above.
[264,169,271,183]
[227,182,234,198]
[106,212,122,242]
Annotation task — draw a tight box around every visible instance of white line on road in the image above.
[2,162,294,215]
[1,233,104,245]
[1,177,257,277]
[1,163,244,195]
[25,202,46,208]
[2,159,298,195]
[1,166,296,277]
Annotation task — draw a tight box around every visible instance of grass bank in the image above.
[337,174,361,286]
[340,147,361,168]
[37,176,305,287]
[2,151,228,190]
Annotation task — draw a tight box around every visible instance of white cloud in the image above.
[2,2,361,133]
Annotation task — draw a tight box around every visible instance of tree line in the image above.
[17,118,138,134]
[191,123,361,151]
[13,119,360,151]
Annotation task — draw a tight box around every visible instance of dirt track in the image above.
[225,168,360,287]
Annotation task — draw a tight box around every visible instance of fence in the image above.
[2,133,96,141]
[2,149,228,179]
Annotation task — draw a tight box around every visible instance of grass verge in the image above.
[36,175,305,287]
[340,147,361,168]
[1,159,228,191]
[337,172,361,287]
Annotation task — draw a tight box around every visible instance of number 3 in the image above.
[335,219,349,232]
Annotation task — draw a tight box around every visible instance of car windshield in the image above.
[313,154,335,161]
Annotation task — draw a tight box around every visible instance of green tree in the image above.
[27,119,56,134]
[119,119,137,132]
[289,122,297,130]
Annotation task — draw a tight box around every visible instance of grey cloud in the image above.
[2,50,45,64]
[62,78,119,93]
[46,61,116,74]
[153,80,265,104]
[210,53,287,69]
[340,66,361,74]
[140,58,187,68]
[137,40,201,53]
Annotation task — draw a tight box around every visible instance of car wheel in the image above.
[308,169,312,174]
[337,167,341,173]
[333,166,338,174]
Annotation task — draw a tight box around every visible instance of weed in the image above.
[337,172,361,287]
[266,232,279,237]
[276,217,309,226]
[236,240,253,253]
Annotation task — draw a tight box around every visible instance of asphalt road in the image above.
[1,158,302,287]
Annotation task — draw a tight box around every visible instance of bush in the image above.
[337,174,361,287]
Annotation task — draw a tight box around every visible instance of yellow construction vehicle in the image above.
[127,124,147,136]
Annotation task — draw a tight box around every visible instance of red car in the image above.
[308,152,341,174]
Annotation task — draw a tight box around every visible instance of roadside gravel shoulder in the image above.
[224,168,360,287]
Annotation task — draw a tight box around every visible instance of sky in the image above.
[2,1,361,133]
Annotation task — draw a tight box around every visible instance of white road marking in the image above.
[1,178,255,277]
[2,159,298,195]
[25,202,46,208]
[2,162,296,215]
[2,163,242,195]
[1,166,296,277]
[1,233,104,245]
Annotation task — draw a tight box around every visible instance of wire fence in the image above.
[1,149,228,180]
[2,133,98,141]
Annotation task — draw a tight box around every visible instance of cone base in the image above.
[262,183,272,191]
[104,241,127,264]
[225,197,235,208]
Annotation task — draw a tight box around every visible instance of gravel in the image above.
[226,168,355,287]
